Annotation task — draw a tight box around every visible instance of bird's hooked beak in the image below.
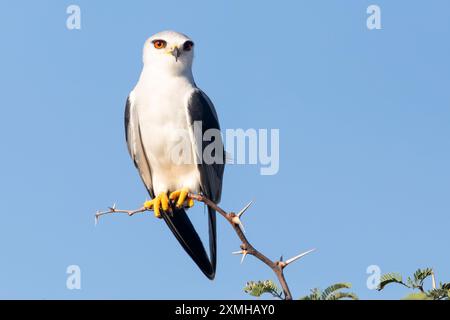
[169,46,181,62]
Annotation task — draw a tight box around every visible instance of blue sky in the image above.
[0,1,449,299]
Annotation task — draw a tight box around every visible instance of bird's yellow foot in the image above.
[169,188,195,209]
[144,192,170,218]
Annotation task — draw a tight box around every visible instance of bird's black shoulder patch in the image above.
[187,89,224,203]
[187,90,220,129]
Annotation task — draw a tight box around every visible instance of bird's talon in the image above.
[144,193,170,219]
[143,200,153,209]
[160,192,170,211]
[169,188,194,208]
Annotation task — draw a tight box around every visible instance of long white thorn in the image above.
[237,201,253,218]
[241,252,248,264]
[232,250,248,264]
[285,248,316,266]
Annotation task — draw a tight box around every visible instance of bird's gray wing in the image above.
[186,88,225,275]
[124,97,155,199]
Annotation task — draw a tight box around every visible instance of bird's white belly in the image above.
[137,92,200,195]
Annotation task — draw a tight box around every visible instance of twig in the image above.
[96,194,315,300]
[95,204,148,225]
[189,193,315,300]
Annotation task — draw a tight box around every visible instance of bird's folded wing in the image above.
[124,96,155,199]
[186,89,225,276]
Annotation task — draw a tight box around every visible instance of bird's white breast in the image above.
[131,74,201,195]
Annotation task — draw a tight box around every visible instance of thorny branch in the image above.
[96,194,315,300]
[94,203,148,225]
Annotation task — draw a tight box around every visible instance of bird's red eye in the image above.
[183,41,194,51]
[153,40,167,49]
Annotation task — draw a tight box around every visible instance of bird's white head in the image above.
[143,30,195,76]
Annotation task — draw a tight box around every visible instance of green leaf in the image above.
[375,267,448,299]
[378,273,405,291]
[327,292,359,300]
[405,268,434,290]
[439,282,450,290]
[321,283,352,300]
[299,288,322,300]
[413,268,433,285]
[403,292,431,300]
[244,280,282,299]
[427,288,450,300]
[300,283,357,300]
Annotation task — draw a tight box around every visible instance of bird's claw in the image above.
[144,192,170,218]
[169,188,195,209]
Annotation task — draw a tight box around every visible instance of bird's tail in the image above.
[161,205,217,280]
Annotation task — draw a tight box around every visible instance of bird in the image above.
[124,31,225,280]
